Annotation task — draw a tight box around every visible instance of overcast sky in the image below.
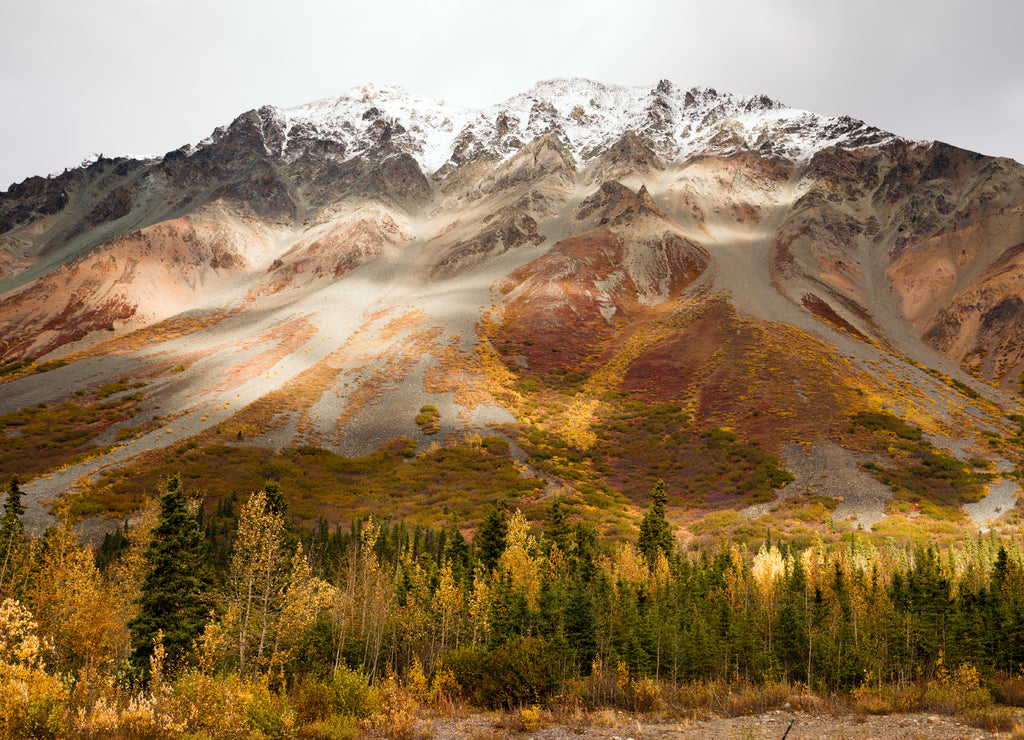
[1,0,1021,190]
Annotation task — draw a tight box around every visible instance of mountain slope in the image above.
[2,78,1023,541]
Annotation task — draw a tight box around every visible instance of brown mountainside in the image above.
[2,78,1023,540]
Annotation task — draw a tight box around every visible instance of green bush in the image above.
[851,411,922,440]
[331,666,379,719]
[16,693,65,740]
[438,645,487,701]
[477,637,555,708]
[415,405,440,434]
[247,683,295,738]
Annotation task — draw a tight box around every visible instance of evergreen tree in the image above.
[128,476,215,680]
[543,498,571,554]
[564,573,596,672]
[442,519,472,584]
[0,477,26,597]
[775,555,809,681]
[475,505,507,573]
[3,476,25,519]
[637,479,673,564]
[572,522,599,583]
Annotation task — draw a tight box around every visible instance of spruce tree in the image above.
[0,476,27,596]
[543,498,571,554]
[637,479,673,564]
[475,505,507,573]
[128,476,215,680]
[442,519,471,583]
[3,476,25,519]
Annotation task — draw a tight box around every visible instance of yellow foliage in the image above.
[429,666,460,706]
[514,704,542,732]
[0,599,68,738]
[406,657,428,704]
[499,509,540,606]
[365,671,422,740]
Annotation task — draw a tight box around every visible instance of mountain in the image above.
[2,78,1023,542]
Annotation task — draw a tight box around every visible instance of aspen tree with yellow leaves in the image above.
[228,485,290,677]
[27,526,124,678]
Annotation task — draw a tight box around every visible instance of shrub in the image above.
[247,682,296,739]
[994,671,1024,707]
[332,666,379,719]
[923,663,991,714]
[963,705,1016,733]
[166,672,256,739]
[626,676,663,713]
[364,673,423,740]
[293,677,335,723]
[12,691,65,740]
[298,713,360,740]
[475,637,555,708]
[509,705,542,732]
[0,600,69,739]
[438,646,486,702]
[428,666,460,707]
[415,406,440,435]
[851,681,921,714]
[718,681,790,717]
[852,411,922,440]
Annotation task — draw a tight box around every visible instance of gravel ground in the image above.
[964,479,1021,529]
[424,709,1005,739]
[741,442,892,530]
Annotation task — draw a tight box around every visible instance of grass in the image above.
[68,436,546,525]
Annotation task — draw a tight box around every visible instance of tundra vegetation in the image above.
[1,471,1024,738]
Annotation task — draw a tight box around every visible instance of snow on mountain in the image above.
[272,83,478,172]
[9,79,909,196]
[209,78,900,176]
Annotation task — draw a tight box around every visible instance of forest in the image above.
[2,473,1024,738]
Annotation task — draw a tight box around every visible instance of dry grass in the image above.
[962,705,1017,733]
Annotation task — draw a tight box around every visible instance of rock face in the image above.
[2,78,1024,514]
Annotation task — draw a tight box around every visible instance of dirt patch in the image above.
[743,441,893,530]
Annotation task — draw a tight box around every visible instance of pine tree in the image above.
[128,476,215,680]
[442,518,472,584]
[571,522,599,583]
[564,573,596,672]
[637,479,673,564]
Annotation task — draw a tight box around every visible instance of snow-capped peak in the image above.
[195,78,898,175]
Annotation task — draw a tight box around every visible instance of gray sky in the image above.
[1,0,1021,190]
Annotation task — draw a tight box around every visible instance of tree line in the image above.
[2,474,1024,733]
